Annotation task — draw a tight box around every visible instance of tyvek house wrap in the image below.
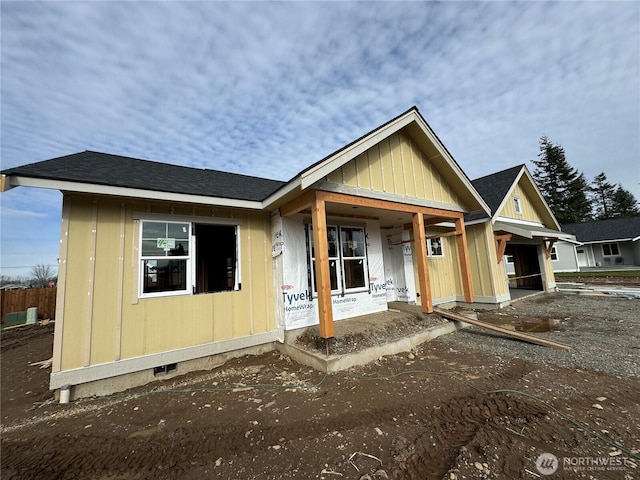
[276,213,388,330]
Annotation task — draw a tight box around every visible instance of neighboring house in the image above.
[0,107,568,400]
[468,165,576,292]
[562,217,640,267]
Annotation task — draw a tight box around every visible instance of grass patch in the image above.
[555,270,640,278]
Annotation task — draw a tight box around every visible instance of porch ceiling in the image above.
[324,202,413,227]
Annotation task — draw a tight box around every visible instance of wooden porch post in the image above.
[311,194,334,338]
[412,212,433,313]
[455,217,474,303]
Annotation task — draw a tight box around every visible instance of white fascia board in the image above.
[520,168,562,230]
[9,176,263,210]
[492,167,525,221]
[261,178,301,210]
[632,235,640,242]
[494,216,544,228]
[558,237,582,245]
[581,238,633,245]
[530,230,576,241]
[463,218,491,227]
[300,112,416,190]
[412,113,491,217]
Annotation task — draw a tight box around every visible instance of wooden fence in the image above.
[1,288,57,323]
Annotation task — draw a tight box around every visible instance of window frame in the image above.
[339,226,369,292]
[550,245,558,261]
[513,196,522,214]
[427,236,445,258]
[139,220,192,298]
[307,223,370,296]
[135,213,243,300]
[601,242,620,256]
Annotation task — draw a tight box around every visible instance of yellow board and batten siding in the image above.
[499,183,545,224]
[327,131,463,206]
[465,223,509,299]
[328,130,472,304]
[58,195,274,372]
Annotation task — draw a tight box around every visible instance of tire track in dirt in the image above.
[390,392,548,480]
[1,397,457,480]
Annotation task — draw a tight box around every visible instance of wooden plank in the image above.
[412,213,433,313]
[317,190,464,219]
[279,189,316,217]
[311,195,334,339]
[544,239,557,260]
[435,307,571,350]
[494,234,512,264]
[455,217,474,303]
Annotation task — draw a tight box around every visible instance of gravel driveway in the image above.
[435,292,640,378]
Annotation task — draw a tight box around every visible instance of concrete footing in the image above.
[279,318,470,373]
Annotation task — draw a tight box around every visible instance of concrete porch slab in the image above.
[279,303,473,373]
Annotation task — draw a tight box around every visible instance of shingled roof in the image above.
[464,164,524,221]
[562,216,640,243]
[2,151,286,202]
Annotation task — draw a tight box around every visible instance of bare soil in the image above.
[2,294,639,480]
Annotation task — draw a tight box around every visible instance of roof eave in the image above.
[5,175,264,210]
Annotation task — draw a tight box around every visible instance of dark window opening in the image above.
[195,224,237,293]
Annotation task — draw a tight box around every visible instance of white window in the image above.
[141,221,191,296]
[602,243,619,256]
[550,245,558,261]
[513,196,522,214]
[427,237,444,257]
[307,224,369,294]
[505,254,514,263]
[139,219,239,298]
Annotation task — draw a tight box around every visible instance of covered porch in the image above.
[279,188,475,339]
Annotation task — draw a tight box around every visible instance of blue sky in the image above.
[1,1,639,278]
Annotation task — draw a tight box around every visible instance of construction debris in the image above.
[29,358,53,369]
[435,308,571,350]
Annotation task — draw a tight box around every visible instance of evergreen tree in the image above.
[612,186,640,218]
[590,172,617,219]
[532,136,590,224]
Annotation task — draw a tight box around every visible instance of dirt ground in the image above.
[2,293,639,480]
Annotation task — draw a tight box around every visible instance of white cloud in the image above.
[1,1,638,272]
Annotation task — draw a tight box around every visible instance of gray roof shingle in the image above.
[466,164,524,221]
[2,151,286,202]
[562,216,640,243]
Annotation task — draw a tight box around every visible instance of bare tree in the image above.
[30,263,54,288]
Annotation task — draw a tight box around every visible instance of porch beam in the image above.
[426,231,459,240]
[494,234,512,264]
[311,195,334,339]
[279,189,316,217]
[412,213,433,313]
[422,216,452,226]
[455,217,474,303]
[317,190,463,219]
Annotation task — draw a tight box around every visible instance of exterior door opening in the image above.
[506,243,543,290]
